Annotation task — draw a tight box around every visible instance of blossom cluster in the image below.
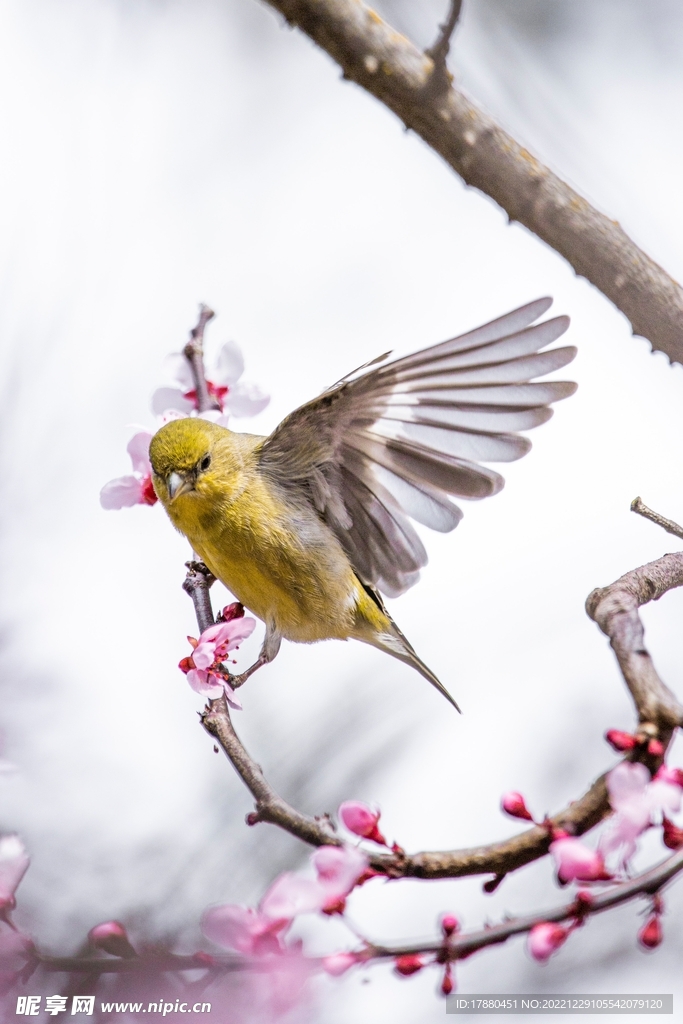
[100,337,268,511]
[179,603,255,707]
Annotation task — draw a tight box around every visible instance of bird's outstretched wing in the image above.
[258,298,575,597]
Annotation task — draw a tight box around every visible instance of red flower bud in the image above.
[638,915,663,949]
[647,739,664,757]
[178,656,194,674]
[88,921,137,959]
[394,954,424,976]
[528,922,569,961]
[662,817,683,850]
[441,966,455,995]
[441,914,460,937]
[605,729,637,752]
[501,792,533,821]
[221,602,245,622]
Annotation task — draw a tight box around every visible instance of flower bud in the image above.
[662,817,683,850]
[88,921,137,959]
[221,602,245,622]
[550,836,611,883]
[441,966,455,995]
[394,954,424,976]
[638,915,663,949]
[322,951,359,976]
[647,739,664,757]
[528,922,568,961]
[338,801,387,845]
[441,914,460,937]
[604,729,637,752]
[501,792,533,821]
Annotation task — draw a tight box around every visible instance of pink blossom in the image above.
[201,904,289,956]
[339,801,387,845]
[179,616,255,707]
[202,845,368,960]
[550,836,610,883]
[321,951,361,976]
[501,792,534,821]
[638,915,663,949]
[151,342,269,424]
[527,922,569,961]
[88,921,137,959]
[100,432,158,510]
[602,762,683,868]
[0,835,29,918]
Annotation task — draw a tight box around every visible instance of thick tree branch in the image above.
[259,0,683,364]
[586,551,683,733]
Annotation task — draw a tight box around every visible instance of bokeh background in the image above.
[1,0,683,1020]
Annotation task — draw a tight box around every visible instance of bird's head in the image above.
[149,418,239,509]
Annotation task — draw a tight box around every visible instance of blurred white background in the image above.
[1,0,682,1020]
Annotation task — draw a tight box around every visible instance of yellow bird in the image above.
[149,298,575,709]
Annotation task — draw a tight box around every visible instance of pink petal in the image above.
[151,387,194,418]
[0,835,29,902]
[607,762,650,811]
[201,617,256,654]
[550,837,607,882]
[260,873,326,919]
[99,476,143,509]
[312,845,368,894]
[226,381,270,418]
[126,432,153,476]
[186,669,223,698]
[211,340,244,386]
[201,904,287,956]
[223,684,243,711]
[192,642,217,671]
[648,779,682,817]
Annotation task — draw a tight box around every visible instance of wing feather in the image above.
[259,298,575,594]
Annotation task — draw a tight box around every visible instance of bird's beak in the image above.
[167,472,194,500]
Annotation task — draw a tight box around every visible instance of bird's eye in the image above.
[199,453,211,472]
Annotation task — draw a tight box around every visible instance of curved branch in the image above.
[259,0,683,364]
[586,551,683,733]
[185,540,683,882]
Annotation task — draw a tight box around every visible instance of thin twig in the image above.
[631,496,683,541]
[183,304,220,413]
[366,846,683,961]
[260,0,683,364]
[425,0,463,71]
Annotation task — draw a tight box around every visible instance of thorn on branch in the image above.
[425,0,462,89]
[631,496,683,541]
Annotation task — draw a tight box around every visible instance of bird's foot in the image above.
[184,560,216,584]
[224,655,268,690]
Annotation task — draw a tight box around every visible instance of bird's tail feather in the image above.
[360,622,461,712]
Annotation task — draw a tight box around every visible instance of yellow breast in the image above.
[168,462,362,643]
